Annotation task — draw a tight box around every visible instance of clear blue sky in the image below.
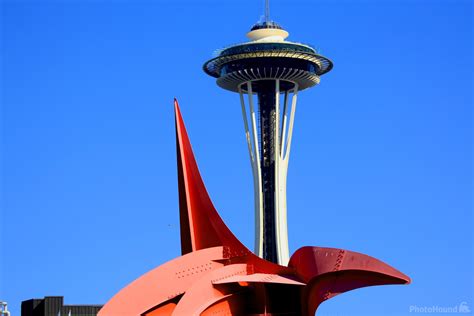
[1,0,472,315]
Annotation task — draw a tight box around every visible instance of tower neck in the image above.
[258,81,278,263]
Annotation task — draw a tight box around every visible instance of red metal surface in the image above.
[212,273,305,286]
[98,99,410,316]
[288,246,409,315]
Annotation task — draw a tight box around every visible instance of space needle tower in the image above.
[204,0,333,265]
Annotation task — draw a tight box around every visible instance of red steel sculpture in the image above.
[98,100,410,316]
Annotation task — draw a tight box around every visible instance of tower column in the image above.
[238,80,297,265]
[258,80,278,263]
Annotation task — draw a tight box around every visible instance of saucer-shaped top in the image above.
[203,21,333,92]
[247,21,289,42]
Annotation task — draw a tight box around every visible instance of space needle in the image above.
[204,0,333,264]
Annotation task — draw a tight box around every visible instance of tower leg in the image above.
[276,84,298,265]
[239,83,264,258]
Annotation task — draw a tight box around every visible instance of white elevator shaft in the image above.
[238,80,299,265]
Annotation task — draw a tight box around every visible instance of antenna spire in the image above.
[265,0,270,22]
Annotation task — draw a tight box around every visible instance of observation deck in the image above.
[203,22,333,93]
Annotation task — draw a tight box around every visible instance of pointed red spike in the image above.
[175,100,193,254]
[174,99,246,254]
